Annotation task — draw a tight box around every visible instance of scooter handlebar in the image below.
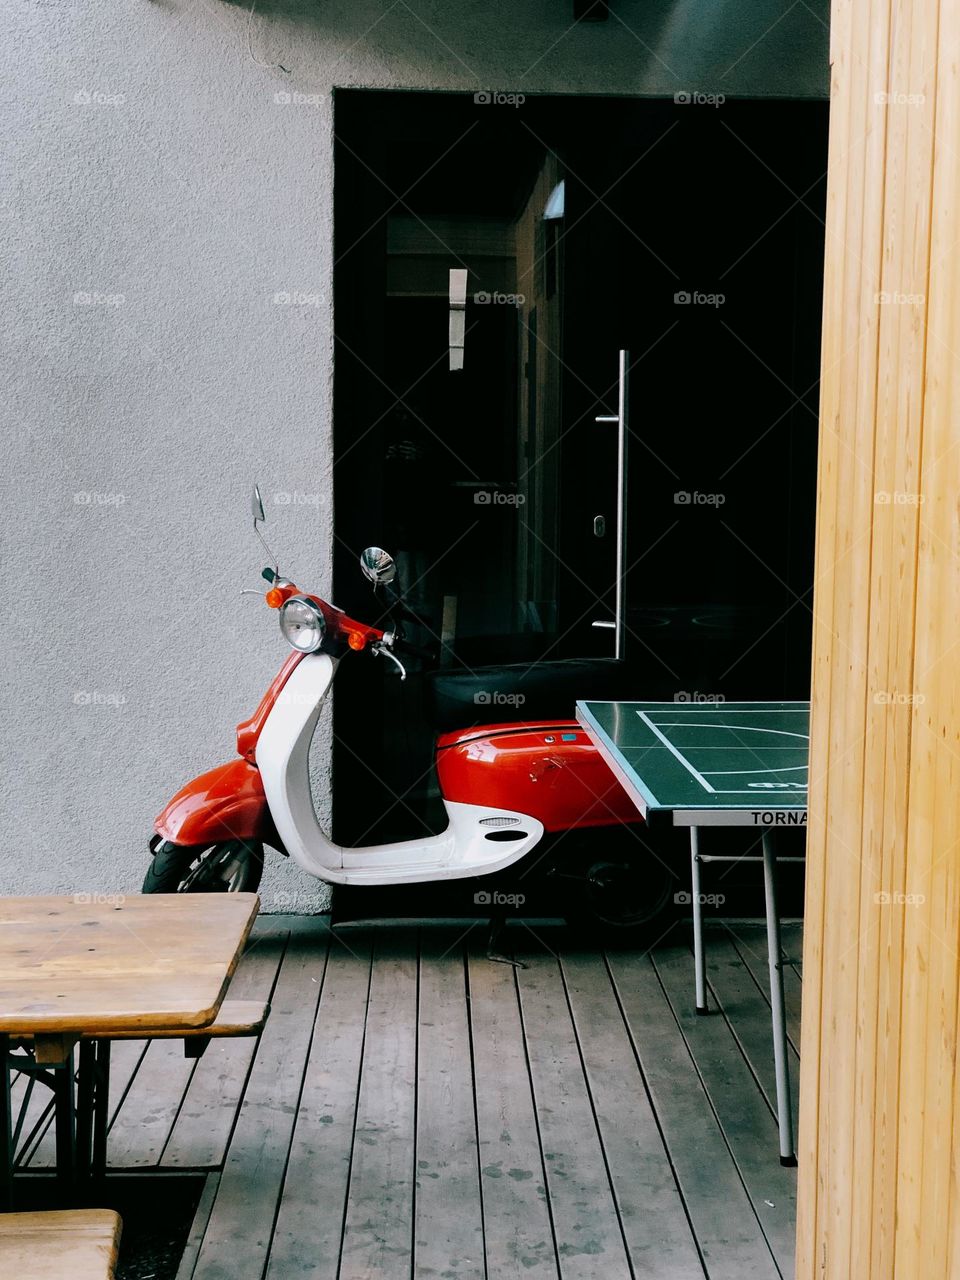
[389,634,438,664]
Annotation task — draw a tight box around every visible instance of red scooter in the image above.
[144,490,675,943]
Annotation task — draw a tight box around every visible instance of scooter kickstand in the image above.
[486,913,527,969]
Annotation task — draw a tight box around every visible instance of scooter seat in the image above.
[425,658,651,731]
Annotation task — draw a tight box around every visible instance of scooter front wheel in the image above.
[143,839,264,894]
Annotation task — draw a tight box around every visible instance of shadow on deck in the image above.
[14,916,802,1280]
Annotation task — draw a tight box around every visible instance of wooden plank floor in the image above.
[14,916,802,1280]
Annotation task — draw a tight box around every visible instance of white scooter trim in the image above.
[256,652,545,886]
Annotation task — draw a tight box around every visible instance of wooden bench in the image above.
[80,998,270,1056]
[0,1208,121,1279]
[15,999,270,1059]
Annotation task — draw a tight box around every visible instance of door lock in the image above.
[593,515,606,537]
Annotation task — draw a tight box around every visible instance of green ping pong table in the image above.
[576,699,808,1165]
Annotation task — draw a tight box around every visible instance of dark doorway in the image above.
[333,90,828,844]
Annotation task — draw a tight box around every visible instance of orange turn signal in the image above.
[265,588,284,609]
[346,630,367,651]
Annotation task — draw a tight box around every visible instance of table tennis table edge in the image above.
[575,702,658,818]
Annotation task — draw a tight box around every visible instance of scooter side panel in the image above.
[435,723,644,833]
[155,758,272,845]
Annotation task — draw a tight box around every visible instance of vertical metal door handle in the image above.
[594,351,629,660]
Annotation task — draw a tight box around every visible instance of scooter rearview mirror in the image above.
[360,546,397,586]
[252,484,266,524]
[251,482,279,578]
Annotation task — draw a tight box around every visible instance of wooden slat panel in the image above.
[175,1175,220,1280]
[338,933,419,1280]
[468,945,559,1280]
[793,0,854,1253]
[894,0,958,1265]
[264,939,372,1280]
[813,0,886,1251]
[927,8,960,1273]
[867,0,938,1268]
[413,933,484,1280]
[560,949,705,1280]
[517,952,632,1280]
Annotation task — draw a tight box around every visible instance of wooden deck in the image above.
[13,916,802,1280]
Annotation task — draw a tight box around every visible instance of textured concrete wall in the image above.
[1,0,827,910]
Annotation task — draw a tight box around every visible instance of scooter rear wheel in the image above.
[561,829,678,947]
[143,839,264,894]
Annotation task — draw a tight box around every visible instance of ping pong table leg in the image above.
[690,827,708,1014]
[761,831,797,1166]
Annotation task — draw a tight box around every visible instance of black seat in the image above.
[425,658,655,731]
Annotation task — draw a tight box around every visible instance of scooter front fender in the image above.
[155,759,275,847]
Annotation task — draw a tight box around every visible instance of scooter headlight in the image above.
[279,596,326,653]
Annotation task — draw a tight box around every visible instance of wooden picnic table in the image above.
[0,893,259,1205]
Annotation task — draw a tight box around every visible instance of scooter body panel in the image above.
[435,721,644,833]
[255,653,545,884]
[236,649,305,761]
[155,758,273,846]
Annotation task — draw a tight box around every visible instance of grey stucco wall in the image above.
[1,0,828,910]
